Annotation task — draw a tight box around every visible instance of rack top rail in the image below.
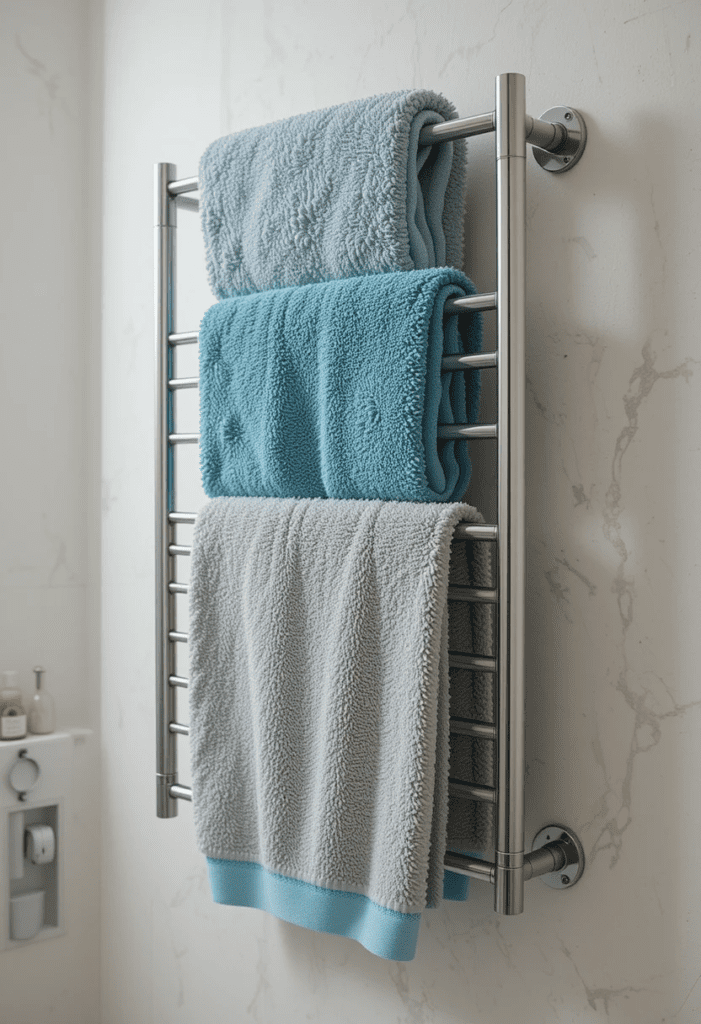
[165,103,586,199]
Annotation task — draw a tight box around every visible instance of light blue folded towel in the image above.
[199,267,482,503]
[199,90,465,298]
[188,497,487,960]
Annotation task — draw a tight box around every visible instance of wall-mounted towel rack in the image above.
[154,72,586,916]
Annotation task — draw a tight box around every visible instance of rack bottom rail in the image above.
[163,785,584,888]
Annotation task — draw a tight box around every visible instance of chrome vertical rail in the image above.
[155,163,178,817]
[494,73,527,914]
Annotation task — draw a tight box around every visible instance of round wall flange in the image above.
[531,824,585,889]
[532,106,587,173]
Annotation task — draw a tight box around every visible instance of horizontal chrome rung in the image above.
[169,675,189,688]
[449,780,497,804]
[449,717,496,741]
[448,586,498,603]
[169,783,193,801]
[453,523,497,542]
[169,722,189,735]
[444,852,494,882]
[165,112,570,201]
[166,514,495,545]
[163,790,571,883]
[170,122,496,183]
[449,653,497,672]
[438,424,497,439]
[168,788,571,879]
[444,292,497,314]
[445,839,577,885]
[166,352,495,386]
[175,195,199,212]
[418,111,577,154]
[169,433,199,444]
[442,352,497,371]
[525,114,569,153]
[169,582,188,594]
[169,332,199,345]
[167,637,496,668]
[420,112,495,144]
[167,177,199,195]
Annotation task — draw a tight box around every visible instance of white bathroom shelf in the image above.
[0,731,85,950]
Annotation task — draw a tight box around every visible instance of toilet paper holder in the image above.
[24,823,55,865]
[8,750,41,803]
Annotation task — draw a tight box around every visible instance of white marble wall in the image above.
[0,2,100,1022]
[100,2,701,1022]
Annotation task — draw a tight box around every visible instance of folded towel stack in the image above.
[199,90,465,297]
[188,90,493,961]
[199,268,481,503]
[189,498,488,961]
[198,91,481,506]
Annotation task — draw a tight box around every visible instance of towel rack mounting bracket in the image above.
[531,824,585,888]
[532,107,587,173]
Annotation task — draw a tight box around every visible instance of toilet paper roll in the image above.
[24,824,55,865]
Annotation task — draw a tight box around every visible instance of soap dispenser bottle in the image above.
[0,671,27,740]
[29,666,55,735]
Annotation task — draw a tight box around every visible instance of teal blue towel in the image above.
[199,91,465,298]
[199,267,482,503]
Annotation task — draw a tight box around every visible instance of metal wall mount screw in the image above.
[532,106,587,173]
[531,824,585,889]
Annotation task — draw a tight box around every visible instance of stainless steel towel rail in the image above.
[155,72,586,914]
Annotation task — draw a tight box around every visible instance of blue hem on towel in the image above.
[207,857,422,961]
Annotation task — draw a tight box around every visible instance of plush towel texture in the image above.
[199,91,465,299]
[188,497,488,960]
[199,267,482,504]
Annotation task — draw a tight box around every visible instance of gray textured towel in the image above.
[188,497,490,958]
[199,90,465,299]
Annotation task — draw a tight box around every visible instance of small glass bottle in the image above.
[0,671,27,740]
[29,666,55,735]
